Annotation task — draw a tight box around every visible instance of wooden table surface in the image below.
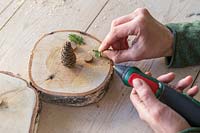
[0,0,200,133]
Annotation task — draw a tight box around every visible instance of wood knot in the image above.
[61,41,76,68]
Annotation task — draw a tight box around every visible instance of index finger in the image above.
[99,20,137,52]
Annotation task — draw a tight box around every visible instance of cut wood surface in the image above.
[0,71,39,133]
[29,30,113,106]
[0,0,200,133]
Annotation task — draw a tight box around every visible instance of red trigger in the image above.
[128,74,159,94]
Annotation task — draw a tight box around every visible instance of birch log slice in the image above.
[0,72,39,133]
[29,30,113,106]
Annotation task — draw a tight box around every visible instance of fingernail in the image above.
[133,79,143,88]
[98,45,103,51]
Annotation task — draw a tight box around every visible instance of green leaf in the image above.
[68,34,84,45]
[93,50,102,58]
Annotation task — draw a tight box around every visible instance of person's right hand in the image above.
[130,72,199,133]
[99,8,174,63]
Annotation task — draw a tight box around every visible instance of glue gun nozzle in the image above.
[113,65,130,78]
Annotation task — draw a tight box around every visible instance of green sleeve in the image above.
[179,127,200,133]
[165,21,200,68]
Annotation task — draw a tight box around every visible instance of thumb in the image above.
[103,49,133,63]
[133,79,157,106]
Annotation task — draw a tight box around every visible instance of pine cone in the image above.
[61,41,76,68]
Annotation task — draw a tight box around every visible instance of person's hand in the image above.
[99,8,173,63]
[130,73,199,133]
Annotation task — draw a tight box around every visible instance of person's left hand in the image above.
[130,72,199,133]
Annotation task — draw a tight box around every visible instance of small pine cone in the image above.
[61,41,76,68]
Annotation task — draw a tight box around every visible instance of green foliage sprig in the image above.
[93,50,102,58]
[68,34,84,45]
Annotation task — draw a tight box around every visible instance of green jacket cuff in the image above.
[165,26,176,68]
[179,127,200,133]
[165,21,200,68]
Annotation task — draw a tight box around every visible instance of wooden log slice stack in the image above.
[0,71,39,133]
[29,30,113,106]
